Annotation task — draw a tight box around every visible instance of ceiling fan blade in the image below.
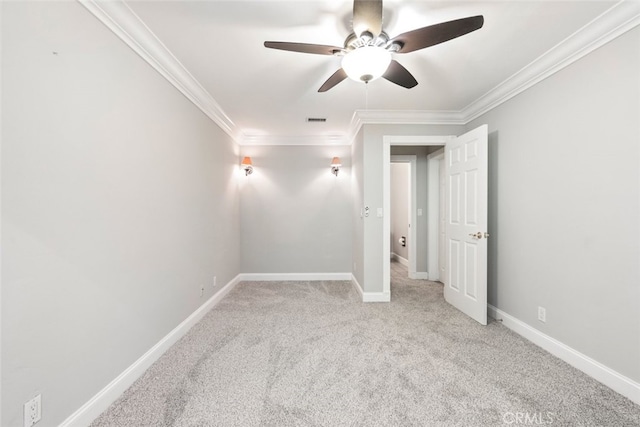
[264,41,342,55]
[318,68,348,92]
[383,60,418,89]
[391,15,484,54]
[352,0,383,37]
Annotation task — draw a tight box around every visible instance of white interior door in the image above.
[444,124,488,325]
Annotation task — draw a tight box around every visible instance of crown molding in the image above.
[461,0,640,122]
[239,133,349,146]
[354,109,465,125]
[80,0,639,147]
[78,0,237,140]
[237,111,462,146]
[347,0,640,141]
[346,109,465,144]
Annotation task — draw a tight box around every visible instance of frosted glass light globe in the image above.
[342,46,391,83]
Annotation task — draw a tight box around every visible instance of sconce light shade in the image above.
[241,156,253,176]
[331,157,341,176]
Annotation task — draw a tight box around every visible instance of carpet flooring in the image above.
[92,262,640,426]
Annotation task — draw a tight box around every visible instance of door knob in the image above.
[469,232,483,239]
[484,232,490,238]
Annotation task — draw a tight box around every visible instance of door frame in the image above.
[427,148,445,282]
[390,155,416,278]
[382,135,452,296]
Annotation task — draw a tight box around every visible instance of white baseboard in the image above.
[391,255,428,280]
[352,274,364,298]
[59,274,242,427]
[391,252,409,267]
[363,291,391,302]
[351,274,391,302]
[488,304,640,405]
[239,272,351,281]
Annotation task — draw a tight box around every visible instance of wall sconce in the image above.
[331,157,341,176]
[241,156,253,176]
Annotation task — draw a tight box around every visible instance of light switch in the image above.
[417,208,423,216]
[377,208,383,217]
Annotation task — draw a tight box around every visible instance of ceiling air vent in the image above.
[306,117,327,123]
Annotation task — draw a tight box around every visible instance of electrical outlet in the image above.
[24,394,41,427]
[538,306,546,323]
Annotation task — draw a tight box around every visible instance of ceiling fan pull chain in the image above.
[365,82,369,110]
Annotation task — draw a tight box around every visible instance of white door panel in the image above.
[445,125,488,325]
[439,159,446,282]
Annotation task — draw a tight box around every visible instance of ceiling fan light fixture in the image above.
[264,0,485,92]
[341,46,391,83]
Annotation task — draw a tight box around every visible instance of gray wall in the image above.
[352,129,365,286]
[360,124,465,293]
[390,163,409,260]
[239,145,352,274]
[1,2,241,425]
[467,27,640,382]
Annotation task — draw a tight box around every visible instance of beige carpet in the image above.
[91,262,640,426]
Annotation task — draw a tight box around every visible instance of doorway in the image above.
[382,126,489,325]
[390,156,416,279]
[382,135,450,297]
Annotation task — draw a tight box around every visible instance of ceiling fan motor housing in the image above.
[344,31,392,51]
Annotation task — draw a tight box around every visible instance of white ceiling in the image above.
[120,0,620,144]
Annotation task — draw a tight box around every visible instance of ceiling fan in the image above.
[264,0,484,92]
